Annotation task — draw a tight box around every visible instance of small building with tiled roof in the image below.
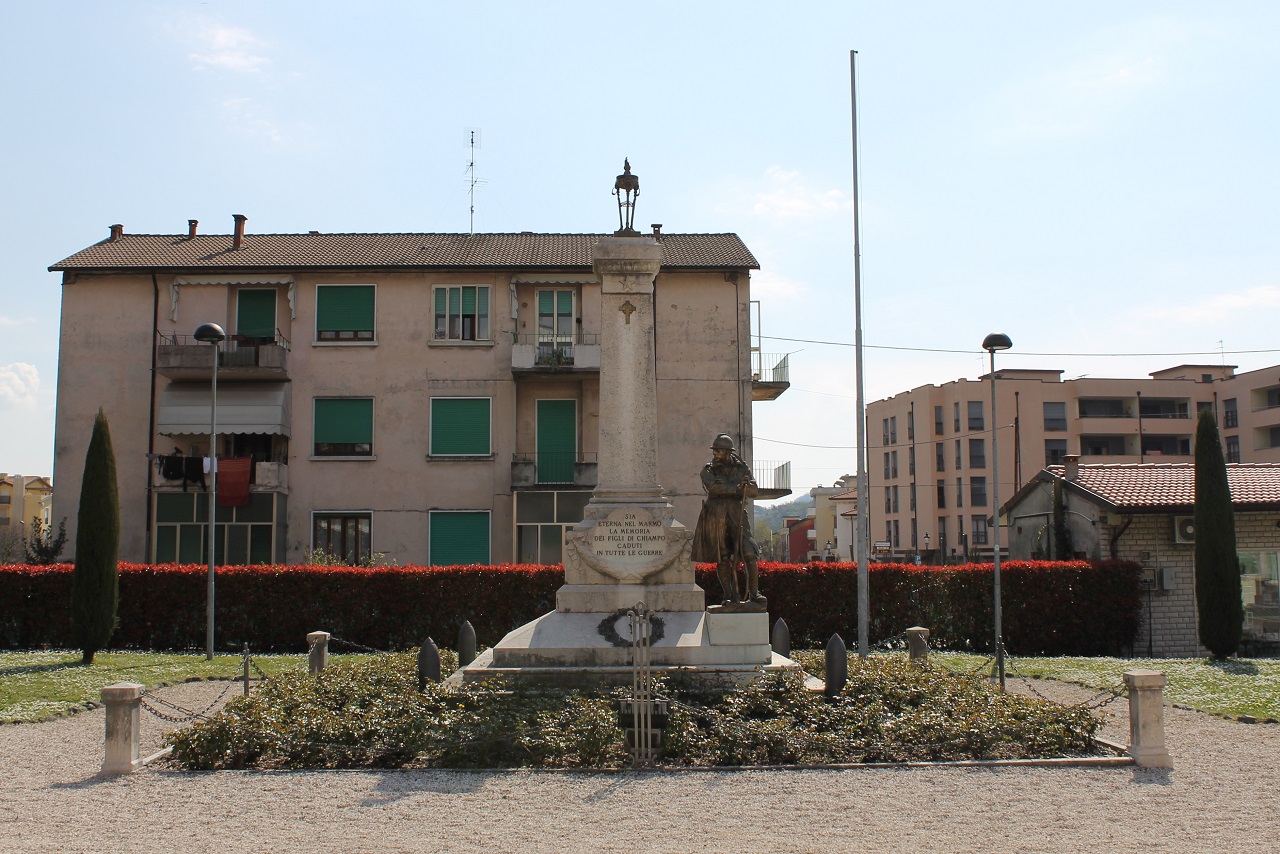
[1000,456,1280,657]
[48,209,790,575]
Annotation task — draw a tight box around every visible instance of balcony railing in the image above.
[511,452,598,487]
[751,353,790,401]
[753,460,792,499]
[153,459,288,490]
[511,333,601,371]
[157,330,290,379]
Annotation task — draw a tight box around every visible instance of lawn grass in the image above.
[934,652,1280,720]
[0,650,348,723]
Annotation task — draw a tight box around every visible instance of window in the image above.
[907,409,915,441]
[970,476,987,507]
[435,286,491,341]
[971,515,988,545]
[883,452,891,480]
[313,512,372,565]
[1271,426,1280,449]
[908,448,916,476]
[937,479,946,509]
[313,398,373,457]
[1224,398,1238,428]
[236,289,278,341]
[885,487,892,514]
[1225,435,1240,464]
[1045,439,1068,465]
[1240,550,1280,639]
[934,406,944,435]
[956,477,964,508]
[968,400,984,431]
[1044,402,1067,432]
[955,439,962,470]
[430,398,491,456]
[969,439,986,469]
[889,416,898,445]
[953,402,961,433]
[910,483,917,512]
[892,519,900,548]
[937,516,947,549]
[316,285,375,341]
[892,486,900,513]
[935,444,945,473]
[429,511,490,566]
[882,419,890,446]
[891,451,899,479]
[516,490,591,564]
[535,289,573,359]
[0,494,9,505]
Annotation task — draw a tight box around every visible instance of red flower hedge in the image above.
[0,559,1140,655]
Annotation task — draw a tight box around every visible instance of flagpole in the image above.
[850,49,870,658]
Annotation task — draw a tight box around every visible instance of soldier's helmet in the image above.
[711,434,736,451]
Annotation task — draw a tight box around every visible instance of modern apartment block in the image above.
[866,363,1280,563]
[49,219,791,566]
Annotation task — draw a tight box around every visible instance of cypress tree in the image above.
[1193,407,1242,659]
[72,408,120,665]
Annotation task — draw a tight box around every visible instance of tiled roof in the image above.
[1043,463,1280,511]
[50,232,759,272]
[829,489,859,501]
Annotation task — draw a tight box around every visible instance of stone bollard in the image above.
[457,620,477,668]
[1123,669,1173,769]
[771,618,791,659]
[904,626,930,664]
[307,631,330,676]
[825,633,848,699]
[101,682,144,775]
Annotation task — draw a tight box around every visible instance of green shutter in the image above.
[538,291,553,315]
[316,286,375,333]
[430,511,490,566]
[434,288,446,315]
[431,398,490,455]
[462,286,476,314]
[536,399,576,483]
[557,290,573,316]
[449,288,460,315]
[236,290,277,338]
[314,399,373,443]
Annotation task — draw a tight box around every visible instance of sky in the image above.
[3,1,1279,498]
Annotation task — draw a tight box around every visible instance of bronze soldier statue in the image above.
[693,434,766,612]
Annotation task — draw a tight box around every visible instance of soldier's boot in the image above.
[716,560,740,605]
[745,556,767,604]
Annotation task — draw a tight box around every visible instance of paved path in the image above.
[1,678,1277,852]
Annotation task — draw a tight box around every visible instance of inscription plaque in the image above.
[588,507,666,566]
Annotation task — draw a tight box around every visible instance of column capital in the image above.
[592,236,663,281]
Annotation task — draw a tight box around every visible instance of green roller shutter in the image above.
[431,398,490,455]
[314,399,373,443]
[236,290,277,339]
[536,399,576,483]
[316,286,375,334]
[430,511,490,566]
[538,291,553,315]
[461,286,476,314]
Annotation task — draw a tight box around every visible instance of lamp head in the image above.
[194,322,227,344]
[982,332,1012,353]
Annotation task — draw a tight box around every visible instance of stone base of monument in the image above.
[448,610,818,689]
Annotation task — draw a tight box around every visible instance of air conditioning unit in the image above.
[1173,516,1196,545]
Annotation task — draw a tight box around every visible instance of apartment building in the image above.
[866,363,1280,563]
[49,219,790,566]
[0,474,53,553]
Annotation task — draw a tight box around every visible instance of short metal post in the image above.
[904,626,930,664]
[242,643,250,695]
[825,634,847,699]
[307,631,330,676]
[457,620,477,668]
[101,682,144,775]
[1124,669,1173,768]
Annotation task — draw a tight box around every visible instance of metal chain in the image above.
[1002,653,1128,710]
[872,631,907,651]
[139,680,236,723]
[328,635,387,654]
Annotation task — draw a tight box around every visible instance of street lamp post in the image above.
[983,332,1012,690]
[923,532,931,564]
[194,322,226,661]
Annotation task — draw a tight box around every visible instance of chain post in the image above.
[242,643,251,696]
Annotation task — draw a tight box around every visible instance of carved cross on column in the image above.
[619,300,637,325]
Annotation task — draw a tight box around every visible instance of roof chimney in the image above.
[651,223,663,236]
[1063,454,1080,480]
[188,219,199,239]
[232,214,247,250]
[109,224,124,242]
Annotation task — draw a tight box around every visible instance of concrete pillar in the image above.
[307,631,330,675]
[101,682,143,775]
[905,626,930,663]
[1124,669,1173,769]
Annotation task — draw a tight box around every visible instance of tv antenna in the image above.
[465,128,484,234]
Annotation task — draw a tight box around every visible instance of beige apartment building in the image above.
[49,219,790,566]
[866,363,1280,563]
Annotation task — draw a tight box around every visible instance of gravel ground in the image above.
[1,677,1278,853]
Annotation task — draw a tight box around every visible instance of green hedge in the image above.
[0,559,1141,655]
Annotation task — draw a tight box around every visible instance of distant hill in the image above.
[755,496,813,532]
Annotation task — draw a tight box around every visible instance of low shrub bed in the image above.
[0,559,1140,656]
[166,653,1100,770]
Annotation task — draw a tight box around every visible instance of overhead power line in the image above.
[761,335,1280,358]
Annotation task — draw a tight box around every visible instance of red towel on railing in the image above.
[216,457,252,507]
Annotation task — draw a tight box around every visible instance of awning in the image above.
[157,382,290,436]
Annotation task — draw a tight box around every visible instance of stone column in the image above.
[307,631,330,675]
[1124,669,1173,769]
[101,682,144,775]
[590,236,664,506]
[905,626,930,663]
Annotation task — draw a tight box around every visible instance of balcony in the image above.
[753,460,792,500]
[511,452,598,487]
[157,331,290,381]
[153,460,288,491]
[511,333,601,374]
[752,353,791,401]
